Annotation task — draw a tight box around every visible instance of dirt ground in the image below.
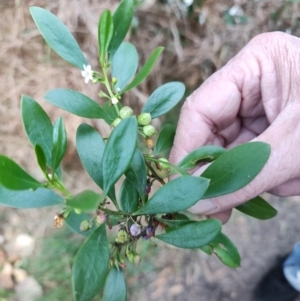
[1,0,300,300]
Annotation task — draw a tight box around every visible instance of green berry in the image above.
[137,113,151,125]
[80,220,90,232]
[159,158,169,170]
[112,77,117,84]
[143,125,156,137]
[119,106,134,119]
[112,118,122,127]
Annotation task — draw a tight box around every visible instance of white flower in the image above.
[228,5,243,17]
[130,224,141,237]
[183,0,194,6]
[81,64,93,84]
[111,96,119,105]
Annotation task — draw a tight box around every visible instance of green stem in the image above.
[101,207,128,216]
[145,161,165,185]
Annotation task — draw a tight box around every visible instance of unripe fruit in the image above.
[112,77,117,84]
[112,117,122,127]
[143,125,156,137]
[111,96,119,104]
[116,230,129,244]
[80,220,90,232]
[119,106,134,119]
[159,158,169,170]
[137,113,151,125]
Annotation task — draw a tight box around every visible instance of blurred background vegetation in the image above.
[1,0,300,300]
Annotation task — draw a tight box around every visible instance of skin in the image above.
[169,32,300,223]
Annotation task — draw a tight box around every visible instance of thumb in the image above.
[189,103,300,216]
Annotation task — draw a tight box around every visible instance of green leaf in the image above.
[0,155,42,190]
[30,7,87,69]
[100,102,120,125]
[112,42,138,91]
[66,190,101,212]
[0,185,63,208]
[102,116,138,196]
[35,144,47,174]
[99,10,113,65]
[178,145,227,170]
[76,123,117,204]
[156,219,222,248]
[156,213,194,228]
[103,268,127,301]
[142,82,185,118]
[199,244,213,255]
[133,175,209,215]
[108,0,134,59]
[21,95,53,166]
[125,148,147,203]
[235,196,277,220]
[65,211,96,237]
[154,124,176,156]
[201,142,271,198]
[52,117,67,172]
[124,47,164,92]
[210,233,241,268]
[44,89,104,119]
[72,225,109,301]
[120,178,139,213]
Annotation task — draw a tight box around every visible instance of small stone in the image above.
[15,276,43,301]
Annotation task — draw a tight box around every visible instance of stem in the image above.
[145,161,165,185]
[101,207,128,216]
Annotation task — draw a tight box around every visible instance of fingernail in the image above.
[190,199,219,215]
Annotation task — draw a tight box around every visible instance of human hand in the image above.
[170,32,300,223]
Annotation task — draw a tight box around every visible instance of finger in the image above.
[268,178,300,197]
[169,40,264,165]
[206,210,232,224]
[187,102,300,215]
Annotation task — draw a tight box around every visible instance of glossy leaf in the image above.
[100,102,120,125]
[178,145,227,170]
[65,211,96,237]
[142,82,185,118]
[120,178,139,213]
[21,95,53,166]
[125,148,147,202]
[52,117,67,172]
[201,142,271,198]
[66,190,100,212]
[35,144,47,174]
[103,268,127,301]
[210,233,241,268]
[99,10,113,64]
[102,116,138,196]
[112,42,138,91]
[133,176,209,215]
[72,225,109,301]
[30,7,87,69]
[154,124,176,156]
[108,0,134,59]
[44,89,104,119]
[156,219,222,248]
[124,47,164,92]
[235,196,277,220]
[156,213,194,228]
[0,185,63,208]
[0,155,42,190]
[76,124,116,204]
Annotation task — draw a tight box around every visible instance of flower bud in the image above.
[130,224,141,236]
[137,113,151,126]
[126,251,135,263]
[145,138,154,149]
[80,220,90,232]
[96,211,106,224]
[146,225,155,238]
[112,118,122,128]
[159,158,169,170]
[143,125,156,137]
[116,230,129,244]
[119,106,134,119]
[112,77,117,84]
[111,96,119,105]
[145,185,151,194]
